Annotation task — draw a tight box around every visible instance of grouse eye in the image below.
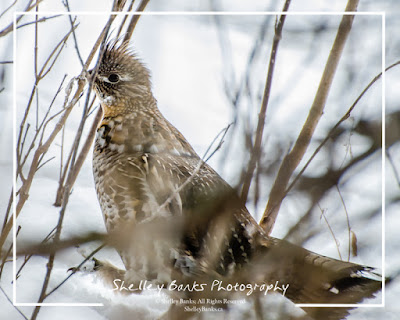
[108,73,120,83]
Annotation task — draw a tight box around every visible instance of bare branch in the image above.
[269,59,400,231]
[16,14,62,30]
[29,14,117,320]
[16,24,78,173]
[240,0,291,203]
[59,107,102,204]
[116,0,136,39]
[30,1,149,317]
[0,36,79,255]
[20,75,67,172]
[261,0,360,234]
[63,0,84,67]
[122,0,150,43]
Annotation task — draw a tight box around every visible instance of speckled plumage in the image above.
[90,41,382,319]
[91,42,256,284]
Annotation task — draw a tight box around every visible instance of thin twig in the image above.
[0,0,18,20]
[36,156,55,172]
[318,204,342,260]
[156,124,231,216]
[240,0,291,204]
[386,148,400,188]
[34,6,39,132]
[54,34,111,207]
[62,107,103,197]
[217,12,275,172]
[86,94,97,115]
[30,0,137,316]
[7,5,123,255]
[272,59,400,223]
[336,185,351,261]
[0,0,41,38]
[0,286,28,320]
[30,15,116,320]
[17,25,77,173]
[45,244,105,298]
[20,75,67,170]
[0,28,78,254]
[284,144,378,245]
[63,0,84,67]
[41,22,79,79]
[204,123,232,163]
[261,0,360,234]
[16,15,62,30]
[16,226,56,279]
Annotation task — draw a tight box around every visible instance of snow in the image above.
[0,0,399,319]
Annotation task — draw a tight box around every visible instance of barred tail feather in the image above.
[252,238,382,319]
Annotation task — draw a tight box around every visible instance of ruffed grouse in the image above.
[89,41,382,319]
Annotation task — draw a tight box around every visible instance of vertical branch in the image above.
[63,0,84,67]
[122,0,150,43]
[54,0,148,205]
[64,107,103,195]
[0,26,77,253]
[240,0,291,203]
[260,0,360,235]
[116,0,136,38]
[30,1,149,318]
[30,13,117,320]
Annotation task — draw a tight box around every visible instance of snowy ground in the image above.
[0,0,399,319]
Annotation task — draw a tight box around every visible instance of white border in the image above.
[12,10,17,307]
[12,10,386,309]
[16,11,383,16]
[381,11,386,308]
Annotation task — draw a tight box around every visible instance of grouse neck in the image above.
[100,91,159,119]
